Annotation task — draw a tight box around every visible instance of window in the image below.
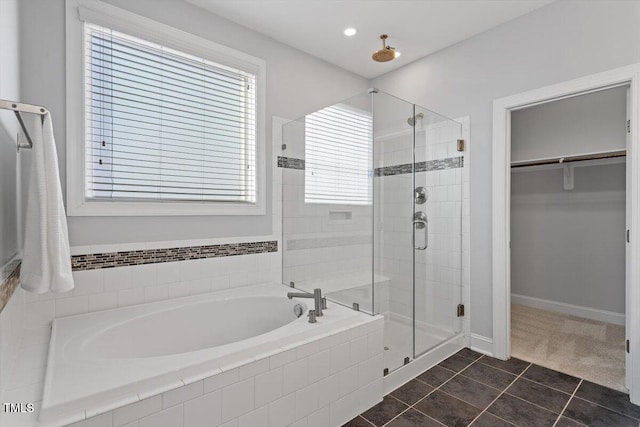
[66,1,265,216]
[85,23,256,203]
[304,104,373,205]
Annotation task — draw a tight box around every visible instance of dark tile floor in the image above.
[345,348,640,427]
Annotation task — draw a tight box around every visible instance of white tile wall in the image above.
[20,251,280,330]
[63,317,383,427]
[1,282,27,414]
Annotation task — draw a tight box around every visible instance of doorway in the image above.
[509,86,628,390]
[492,63,640,404]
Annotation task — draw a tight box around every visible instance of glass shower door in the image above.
[413,106,464,357]
[372,92,416,373]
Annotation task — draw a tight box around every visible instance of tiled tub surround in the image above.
[0,240,283,427]
[4,282,384,427]
[21,242,280,331]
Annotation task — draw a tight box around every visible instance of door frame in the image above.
[492,63,640,403]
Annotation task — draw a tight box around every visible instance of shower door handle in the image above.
[413,212,428,250]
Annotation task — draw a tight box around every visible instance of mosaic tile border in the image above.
[375,156,464,176]
[0,261,21,314]
[278,155,463,175]
[71,241,278,271]
[277,156,305,170]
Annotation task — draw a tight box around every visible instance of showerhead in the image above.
[407,113,424,126]
[372,35,399,63]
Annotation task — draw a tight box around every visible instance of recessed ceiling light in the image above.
[343,28,357,37]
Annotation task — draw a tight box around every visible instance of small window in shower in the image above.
[304,104,373,205]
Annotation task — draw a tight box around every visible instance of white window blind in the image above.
[304,104,373,205]
[84,23,256,203]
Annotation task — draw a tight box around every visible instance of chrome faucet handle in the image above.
[313,288,323,317]
[308,309,317,323]
[321,297,327,310]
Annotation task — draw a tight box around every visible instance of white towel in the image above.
[20,113,74,294]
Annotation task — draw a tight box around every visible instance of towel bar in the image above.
[0,99,48,151]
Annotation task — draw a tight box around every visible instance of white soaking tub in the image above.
[40,282,375,424]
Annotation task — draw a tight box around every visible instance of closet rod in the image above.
[511,150,626,169]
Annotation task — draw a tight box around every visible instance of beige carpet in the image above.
[511,304,626,392]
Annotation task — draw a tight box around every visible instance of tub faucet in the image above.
[287,288,323,319]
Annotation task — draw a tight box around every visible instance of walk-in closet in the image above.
[510,85,629,391]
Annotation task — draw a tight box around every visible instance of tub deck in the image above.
[25,282,381,427]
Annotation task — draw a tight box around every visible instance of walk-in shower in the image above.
[281,89,464,375]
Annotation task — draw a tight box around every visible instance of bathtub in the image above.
[40,282,379,424]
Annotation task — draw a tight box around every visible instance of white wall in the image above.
[511,163,626,314]
[18,0,369,247]
[372,0,640,338]
[511,86,628,162]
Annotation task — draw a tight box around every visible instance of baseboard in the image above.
[512,293,625,326]
[469,333,493,356]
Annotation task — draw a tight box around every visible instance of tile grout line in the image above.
[562,392,640,423]
[393,355,488,426]
[475,359,530,376]
[506,371,581,396]
[465,362,533,426]
[502,389,570,418]
[382,397,448,427]
[357,414,377,426]
[552,378,583,427]
[378,354,485,427]
[381,394,446,427]
[376,395,410,427]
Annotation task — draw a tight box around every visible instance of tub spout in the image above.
[287,288,323,318]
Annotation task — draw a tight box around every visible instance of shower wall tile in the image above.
[375,117,467,335]
[281,158,376,309]
[0,270,26,407]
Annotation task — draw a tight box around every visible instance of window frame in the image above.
[65,0,266,216]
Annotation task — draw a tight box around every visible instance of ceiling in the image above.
[186,0,554,79]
